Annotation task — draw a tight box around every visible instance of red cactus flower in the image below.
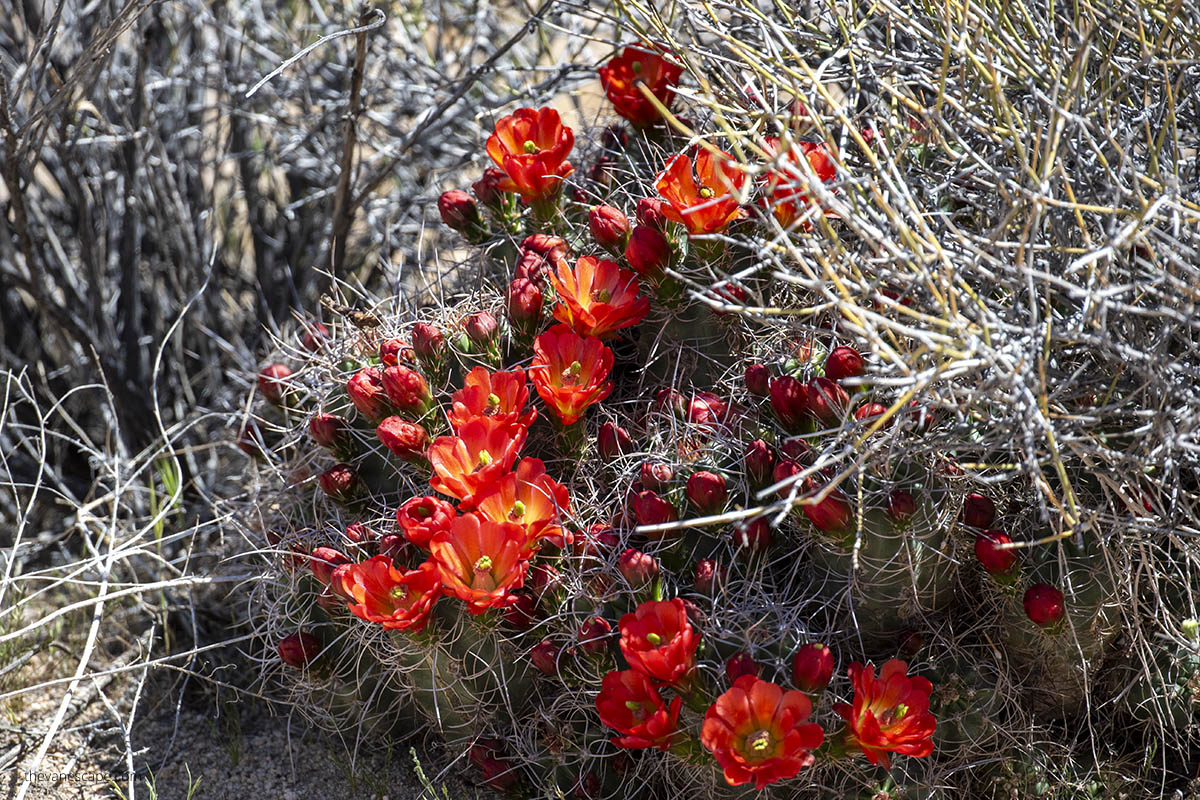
[825,345,865,382]
[726,652,760,684]
[588,205,631,249]
[318,464,360,503]
[309,546,351,586]
[744,364,771,396]
[336,556,442,632]
[761,137,838,229]
[701,675,824,789]
[624,224,671,275]
[410,323,446,363]
[506,277,544,332]
[975,529,1018,575]
[598,421,633,461]
[427,417,528,507]
[474,457,571,549]
[596,669,684,750]
[429,513,530,613]
[834,659,936,768]
[376,416,429,461]
[597,46,684,127]
[791,643,834,693]
[396,495,456,547]
[578,616,613,656]
[655,149,747,235]
[381,365,433,418]
[687,471,728,515]
[277,632,322,668]
[693,558,725,596]
[257,363,292,405]
[961,493,997,529]
[632,489,678,530]
[618,549,659,587]
[618,598,698,684]
[529,325,614,425]
[806,377,850,425]
[448,367,537,431]
[551,256,650,338]
[769,376,809,433]
[486,107,575,203]
[1023,583,1065,627]
[378,338,412,367]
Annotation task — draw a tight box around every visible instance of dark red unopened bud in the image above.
[343,522,376,544]
[640,461,674,491]
[652,387,687,417]
[308,413,349,450]
[961,493,997,529]
[744,364,771,396]
[464,311,500,347]
[277,632,322,668]
[257,364,292,405]
[309,546,351,585]
[578,617,612,657]
[687,392,730,427]
[469,737,506,769]
[506,278,543,329]
[733,518,771,553]
[377,533,412,564]
[632,490,678,529]
[375,416,429,461]
[410,323,446,362]
[236,420,267,459]
[624,224,670,275]
[725,652,759,684]
[597,421,633,461]
[803,485,852,534]
[686,471,728,515]
[503,591,540,631]
[472,168,508,209]
[379,338,412,367]
[772,459,804,498]
[855,402,889,423]
[791,643,834,692]
[780,437,813,464]
[573,527,618,560]
[806,376,850,425]
[908,401,938,433]
[529,562,565,598]
[975,529,1018,575]
[635,197,667,230]
[693,559,725,596]
[898,629,925,659]
[888,489,917,523]
[438,189,484,234]
[824,345,865,382]
[744,439,776,490]
[589,205,630,249]
[769,376,809,432]
[318,464,360,503]
[575,771,603,800]
[346,368,391,422]
[1024,583,1065,627]
[479,758,520,791]
[381,366,433,418]
[601,124,629,151]
[300,322,330,353]
[617,549,659,587]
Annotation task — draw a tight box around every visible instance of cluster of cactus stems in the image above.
[240,41,1199,800]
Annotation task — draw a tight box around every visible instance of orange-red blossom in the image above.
[485,107,574,203]
[429,513,530,613]
[655,148,748,235]
[529,325,613,426]
[832,659,936,768]
[336,556,442,632]
[551,256,650,338]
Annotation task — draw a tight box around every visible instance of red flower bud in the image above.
[636,197,667,229]
[618,548,660,587]
[344,522,376,544]
[531,639,561,675]
[308,413,349,450]
[780,437,813,464]
[744,364,771,396]
[309,546,351,585]
[277,632,322,668]
[693,559,725,595]
[772,459,803,498]
[300,322,330,353]
[686,471,728,515]
[506,278,543,329]
[733,518,771,554]
[824,345,865,382]
[791,643,834,692]
[375,416,429,460]
[961,493,997,529]
[529,562,565,598]
[743,440,776,490]
[1023,583,1065,627]
[381,365,433,417]
[579,617,613,656]
[652,387,687,417]
[725,652,759,684]
[601,124,629,151]
[633,490,678,529]
[318,464,360,503]
[624,224,670,275]
[379,338,412,367]
[377,534,411,564]
[464,310,500,347]
[640,461,674,491]
[347,368,391,422]
[888,489,917,523]
[257,364,292,405]
[806,376,850,425]
[974,529,1018,575]
[855,402,889,422]
[236,420,267,459]
[479,758,520,791]
[769,376,809,432]
[908,401,938,433]
[410,323,446,362]
[598,420,633,461]
[438,189,484,234]
[804,485,852,534]
[472,168,508,209]
[687,392,730,427]
[503,591,540,631]
[589,205,631,249]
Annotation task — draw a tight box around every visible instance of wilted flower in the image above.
[336,557,442,632]
[551,256,649,338]
[486,107,574,203]
[596,669,684,750]
[529,325,614,426]
[655,148,747,235]
[427,417,528,507]
[429,513,530,613]
[618,598,698,684]
[833,659,936,768]
[396,495,456,547]
[597,46,684,127]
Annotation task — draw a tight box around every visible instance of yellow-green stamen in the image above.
[474,555,493,572]
[523,140,539,154]
[509,500,526,521]
[645,632,662,646]
[748,730,772,752]
[478,449,493,467]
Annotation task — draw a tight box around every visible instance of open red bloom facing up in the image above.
[486,107,574,203]
[529,325,614,425]
[551,256,650,338]
[618,598,699,684]
[833,659,936,769]
[429,513,530,613]
[761,137,838,229]
[475,457,571,550]
[598,46,684,127]
[337,556,442,632]
[655,149,747,235]
[448,367,537,431]
[427,417,528,508]
[596,669,684,750]
[701,675,824,789]
[396,495,456,547]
